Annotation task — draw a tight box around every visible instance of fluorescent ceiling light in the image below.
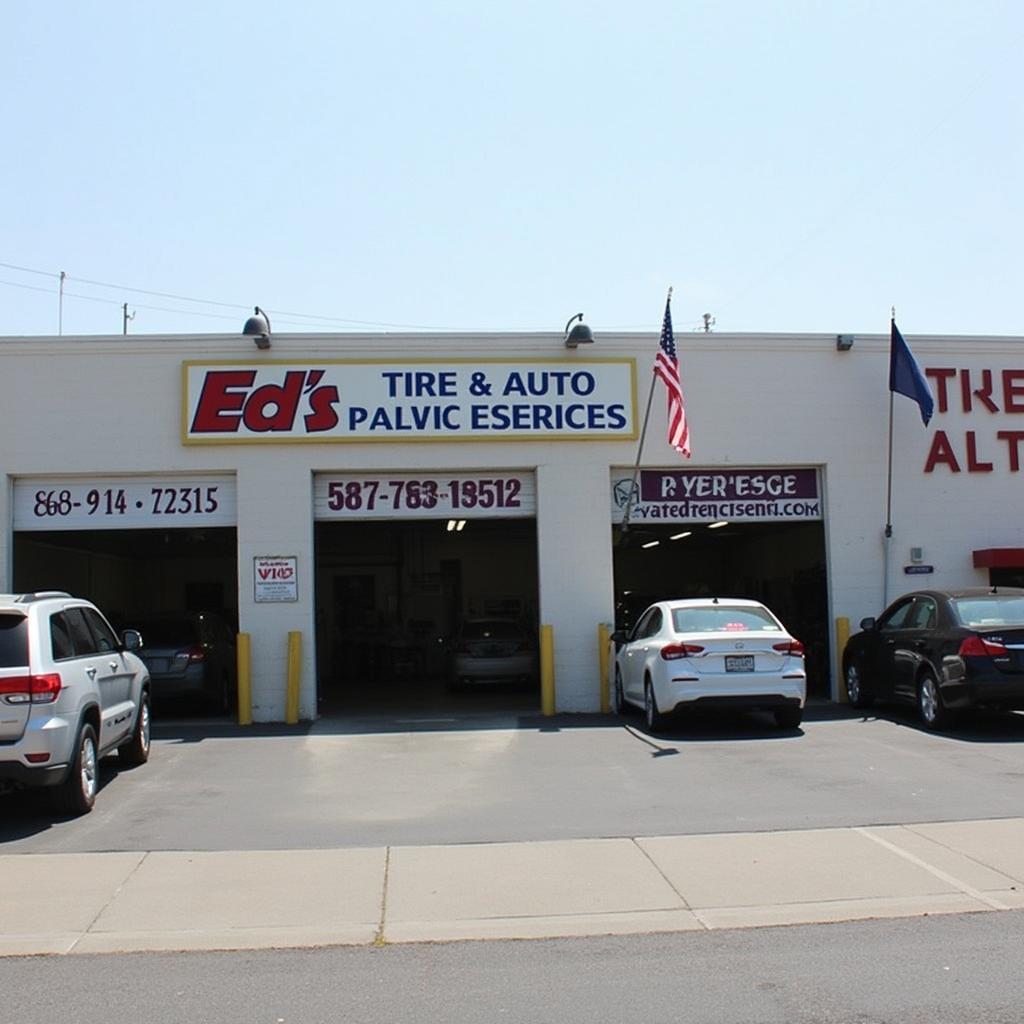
[456,520,467,532]
[708,521,729,529]
[670,531,692,541]
[641,540,660,549]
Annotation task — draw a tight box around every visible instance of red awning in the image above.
[973,548,1024,569]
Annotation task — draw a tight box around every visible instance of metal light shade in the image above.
[564,313,594,348]
[243,306,272,349]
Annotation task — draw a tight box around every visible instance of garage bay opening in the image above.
[313,472,540,718]
[611,467,831,697]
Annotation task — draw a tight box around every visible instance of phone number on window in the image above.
[326,478,522,512]
[30,486,222,520]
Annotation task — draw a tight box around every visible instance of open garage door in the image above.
[12,476,239,714]
[313,472,539,718]
[611,467,831,696]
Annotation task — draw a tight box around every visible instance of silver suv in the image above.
[0,592,151,815]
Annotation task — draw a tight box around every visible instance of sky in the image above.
[3,0,1022,339]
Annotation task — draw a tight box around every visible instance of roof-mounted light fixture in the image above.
[243,306,272,350]
[564,313,594,348]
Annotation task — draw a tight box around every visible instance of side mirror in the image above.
[122,629,143,652]
[859,617,877,631]
[610,630,627,646]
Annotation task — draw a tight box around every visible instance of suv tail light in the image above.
[0,673,63,704]
[959,635,1008,658]
[661,643,705,660]
[175,645,206,664]
[773,640,805,657]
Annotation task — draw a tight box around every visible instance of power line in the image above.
[0,260,460,330]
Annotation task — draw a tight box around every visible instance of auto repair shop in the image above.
[2,328,1022,721]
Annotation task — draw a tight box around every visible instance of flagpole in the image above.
[883,308,896,606]
[620,286,672,533]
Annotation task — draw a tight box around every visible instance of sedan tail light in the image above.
[175,645,206,664]
[0,673,63,704]
[773,640,805,657]
[661,643,705,660]
[959,635,1008,658]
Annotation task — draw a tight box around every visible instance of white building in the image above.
[3,327,1022,721]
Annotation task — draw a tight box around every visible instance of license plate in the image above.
[725,655,754,672]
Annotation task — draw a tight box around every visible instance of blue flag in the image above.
[889,321,934,426]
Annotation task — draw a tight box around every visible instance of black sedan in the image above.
[842,588,1024,730]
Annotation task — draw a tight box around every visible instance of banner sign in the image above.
[611,468,822,523]
[314,472,536,520]
[254,556,298,602]
[14,475,237,531]
[183,360,636,444]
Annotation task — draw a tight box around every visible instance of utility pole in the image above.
[122,303,135,335]
[58,271,67,335]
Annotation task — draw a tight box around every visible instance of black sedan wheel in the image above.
[845,662,873,709]
[918,672,950,731]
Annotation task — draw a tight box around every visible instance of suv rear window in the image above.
[0,614,29,668]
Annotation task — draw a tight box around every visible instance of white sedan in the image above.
[612,598,806,731]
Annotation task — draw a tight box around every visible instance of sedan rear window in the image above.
[0,614,29,668]
[136,619,198,645]
[460,621,523,641]
[672,606,781,633]
[952,596,1024,628]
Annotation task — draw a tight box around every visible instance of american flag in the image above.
[654,291,690,457]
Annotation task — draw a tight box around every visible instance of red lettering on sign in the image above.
[925,368,956,414]
[998,431,1024,471]
[924,430,960,473]
[191,371,256,432]
[1003,371,1024,413]
[243,372,306,432]
[305,385,340,432]
[966,431,994,472]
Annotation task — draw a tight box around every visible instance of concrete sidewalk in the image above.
[3,817,1024,957]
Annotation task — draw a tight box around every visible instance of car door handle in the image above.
[86,667,97,678]
[109,661,119,671]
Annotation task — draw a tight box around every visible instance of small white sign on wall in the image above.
[254,556,298,603]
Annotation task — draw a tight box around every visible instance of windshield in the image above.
[672,606,781,634]
[952,596,1024,628]
[137,618,199,646]
[460,621,523,641]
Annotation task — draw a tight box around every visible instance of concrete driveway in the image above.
[3,702,1024,853]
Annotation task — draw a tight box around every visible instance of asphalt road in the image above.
[3,703,1024,852]
[3,912,1024,1024]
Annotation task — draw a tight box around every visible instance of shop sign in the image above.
[254,556,298,602]
[13,475,237,531]
[183,360,636,444]
[610,468,823,523]
[314,472,536,520]
[904,564,935,575]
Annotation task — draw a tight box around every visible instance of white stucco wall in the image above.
[3,329,1023,718]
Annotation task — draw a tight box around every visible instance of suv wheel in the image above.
[52,723,98,816]
[118,692,151,766]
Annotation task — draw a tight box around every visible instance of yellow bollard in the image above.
[540,624,555,716]
[835,617,851,702]
[286,631,302,724]
[598,623,611,713]
[236,633,253,726]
